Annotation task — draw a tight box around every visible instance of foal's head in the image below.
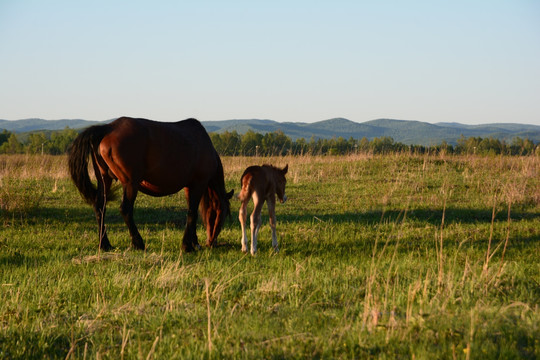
[273,164,288,203]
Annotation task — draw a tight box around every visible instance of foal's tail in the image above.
[238,169,254,202]
[68,124,113,205]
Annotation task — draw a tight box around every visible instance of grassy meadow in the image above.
[0,153,539,359]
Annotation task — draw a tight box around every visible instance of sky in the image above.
[1,0,540,125]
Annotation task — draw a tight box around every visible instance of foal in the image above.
[238,164,288,255]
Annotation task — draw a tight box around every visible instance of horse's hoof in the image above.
[99,236,114,251]
[182,243,196,253]
[99,243,114,252]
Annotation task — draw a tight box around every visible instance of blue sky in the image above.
[1,0,539,125]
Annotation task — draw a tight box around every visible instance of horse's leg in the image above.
[183,187,203,252]
[120,183,145,250]
[267,195,279,252]
[92,160,113,251]
[250,192,264,255]
[239,198,249,253]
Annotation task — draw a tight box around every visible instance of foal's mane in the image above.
[262,164,281,171]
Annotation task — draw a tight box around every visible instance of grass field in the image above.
[1,153,539,359]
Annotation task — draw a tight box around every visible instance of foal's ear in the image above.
[226,190,234,199]
[282,164,288,175]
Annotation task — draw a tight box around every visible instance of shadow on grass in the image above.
[0,331,71,360]
[17,205,189,227]
[22,203,539,228]
[4,204,537,257]
[275,207,539,226]
[0,249,49,267]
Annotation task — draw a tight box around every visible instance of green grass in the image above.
[1,154,539,359]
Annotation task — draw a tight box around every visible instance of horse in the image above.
[68,116,234,252]
[238,164,288,255]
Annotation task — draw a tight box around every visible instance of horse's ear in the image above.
[282,164,288,174]
[227,190,234,199]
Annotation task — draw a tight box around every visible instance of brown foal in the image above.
[238,164,288,255]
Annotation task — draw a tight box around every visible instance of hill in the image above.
[1,117,539,145]
[0,118,110,133]
[201,118,540,145]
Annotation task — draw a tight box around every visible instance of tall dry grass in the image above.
[0,154,68,179]
[0,155,67,215]
[2,153,538,216]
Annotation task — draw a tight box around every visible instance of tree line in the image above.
[210,130,538,156]
[0,127,538,156]
[0,128,79,155]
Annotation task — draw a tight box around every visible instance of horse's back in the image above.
[110,117,207,139]
[105,117,213,155]
[99,117,219,194]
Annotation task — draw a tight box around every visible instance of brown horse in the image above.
[68,117,234,252]
[238,164,288,255]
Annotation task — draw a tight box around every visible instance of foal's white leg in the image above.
[249,211,258,255]
[267,198,279,252]
[239,201,249,253]
[250,194,264,255]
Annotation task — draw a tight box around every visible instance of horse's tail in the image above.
[68,124,112,205]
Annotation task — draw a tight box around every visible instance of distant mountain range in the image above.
[0,118,109,133]
[1,117,539,146]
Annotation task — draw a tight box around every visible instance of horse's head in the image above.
[222,189,234,220]
[203,188,234,247]
[275,164,288,203]
[216,188,235,239]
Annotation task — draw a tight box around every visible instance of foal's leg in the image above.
[250,192,264,255]
[239,199,249,253]
[267,196,279,252]
[120,183,145,250]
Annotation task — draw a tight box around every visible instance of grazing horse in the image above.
[238,164,288,255]
[68,117,234,252]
